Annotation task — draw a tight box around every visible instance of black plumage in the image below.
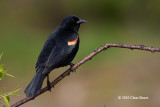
[25,15,86,97]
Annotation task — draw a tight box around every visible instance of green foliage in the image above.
[0,54,21,107]
[0,65,15,80]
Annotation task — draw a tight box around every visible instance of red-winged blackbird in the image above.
[25,15,86,97]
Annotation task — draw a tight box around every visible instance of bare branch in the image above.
[11,43,160,107]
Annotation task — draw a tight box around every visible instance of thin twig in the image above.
[11,43,160,107]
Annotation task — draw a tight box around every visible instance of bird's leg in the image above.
[47,75,51,92]
[70,63,76,72]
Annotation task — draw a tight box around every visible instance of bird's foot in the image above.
[47,75,51,92]
[47,80,51,92]
[70,63,76,72]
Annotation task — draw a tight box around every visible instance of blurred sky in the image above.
[0,0,160,107]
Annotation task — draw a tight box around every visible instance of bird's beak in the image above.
[77,19,87,24]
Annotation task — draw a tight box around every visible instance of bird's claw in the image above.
[70,63,76,73]
[47,75,51,92]
[47,80,51,92]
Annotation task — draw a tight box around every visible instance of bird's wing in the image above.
[42,39,79,74]
[35,39,55,70]
[47,43,77,67]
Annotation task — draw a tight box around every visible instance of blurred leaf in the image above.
[6,74,15,78]
[12,87,18,92]
[12,87,21,93]
[0,53,3,60]
[0,75,5,80]
[11,94,19,96]
[6,96,10,102]
[0,70,2,78]
[4,96,10,107]
[0,65,5,80]
[0,64,4,67]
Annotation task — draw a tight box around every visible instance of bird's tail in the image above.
[25,68,46,97]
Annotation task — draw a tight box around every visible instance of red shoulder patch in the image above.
[68,35,78,46]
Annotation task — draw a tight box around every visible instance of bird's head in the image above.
[59,15,87,32]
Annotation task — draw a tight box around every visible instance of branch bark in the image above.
[11,43,160,107]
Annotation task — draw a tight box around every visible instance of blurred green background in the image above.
[1,0,160,107]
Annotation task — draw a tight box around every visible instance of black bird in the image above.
[25,15,86,97]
